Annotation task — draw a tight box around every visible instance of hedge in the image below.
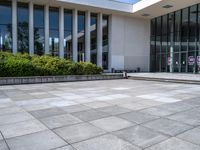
[0,52,103,77]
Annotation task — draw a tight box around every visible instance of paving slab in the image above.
[6,130,67,150]
[145,137,200,150]
[71,109,110,122]
[0,107,25,116]
[97,106,132,115]
[177,127,200,145]
[0,112,34,126]
[114,126,168,148]
[119,102,150,111]
[54,145,76,150]
[54,122,106,144]
[140,107,175,117]
[30,107,66,119]
[167,108,200,126]
[90,116,134,132]
[118,111,159,124]
[0,140,9,150]
[0,119,47,139]
[142,118,192,136]
[61,104,91,113]
[40,114,82,129]
[83,101,112,109]
[73,134,141,150]
[157,101,195,113]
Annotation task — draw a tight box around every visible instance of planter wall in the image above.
[0,74,124,85]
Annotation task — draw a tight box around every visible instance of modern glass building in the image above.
[0,0,199,73]
[150,3,200,73]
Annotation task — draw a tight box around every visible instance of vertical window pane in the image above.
[34,5,44,55]
[78,11,85,62]
[17,3,29,53]
[0,0,12,52]
[103,15,109,70]
[181,8,189,52]
[91,13,97,65]
[49,7,59,56]
[64,9,72,60]
[189,5,197,52]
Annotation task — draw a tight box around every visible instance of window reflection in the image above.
[0,0,12,52]
[17,2,29,53]
[103,15,109,70]
[151,4,200,73]
[49,7,59,57]
[90,13,97,65]
[64,9,72,60]
[78,11,85,62]
[34,5,45,55]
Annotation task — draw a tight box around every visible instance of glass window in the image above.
[181,8,189,52]
[175,10,181,32]
[189,5,197,52]
[151,19,156,37]
[17,2,29,53]
[0,0,12,52]
[78,11,85,62]
[91,13,97,65]
[64,9,72,60]
[156,17,162,36]
[103,15,109,70]
[34,5,45,55]
[49,7,59,57]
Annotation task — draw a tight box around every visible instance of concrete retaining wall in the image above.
[0,74,124,85]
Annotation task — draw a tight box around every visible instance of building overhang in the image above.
[132,0,200,19]
[20,0,200,19]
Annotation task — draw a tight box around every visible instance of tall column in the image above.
[59,6,64,58]
[72,9,78,62]
[108,15,112,72]
[12,0,17,54]
[97,13,103,67]
[45,4,49,54]
[29,1,34,55]
[85,11,91,62]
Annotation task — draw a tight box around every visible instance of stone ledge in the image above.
[0,74,124,86]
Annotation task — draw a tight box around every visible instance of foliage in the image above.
[0,52,103,77]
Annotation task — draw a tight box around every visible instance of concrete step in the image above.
[128,76,200,85]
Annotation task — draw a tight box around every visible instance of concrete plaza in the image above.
[0,79,200,150]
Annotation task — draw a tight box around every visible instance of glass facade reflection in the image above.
[78,11,85,62]
[34,5,45,55]
[0,0,110,70]
[49,7,59,57]
[90,13,97,65]
[103,15,109,69]
[17,2,29,53]
[64,9,73,60]
[0,0,12,52]
[151,3,200,73]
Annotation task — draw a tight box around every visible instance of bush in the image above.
[0,52,103,77]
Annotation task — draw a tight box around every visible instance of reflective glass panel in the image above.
[91,13,97,65]
[49,7,59,56]
[17,2,29,53]
[64,9,72,60]
[0,0,12,52]
[34,5,45,55]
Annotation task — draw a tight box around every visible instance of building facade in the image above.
[0,0,199,73]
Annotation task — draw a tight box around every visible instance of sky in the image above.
[115,0,140,4]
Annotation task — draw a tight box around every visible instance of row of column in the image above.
[11,0,104,67]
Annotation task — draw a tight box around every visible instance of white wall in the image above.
[111,14,150,72]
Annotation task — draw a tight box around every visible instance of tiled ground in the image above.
[0,79,200,150]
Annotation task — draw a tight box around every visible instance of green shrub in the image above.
[0,52,103,77]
